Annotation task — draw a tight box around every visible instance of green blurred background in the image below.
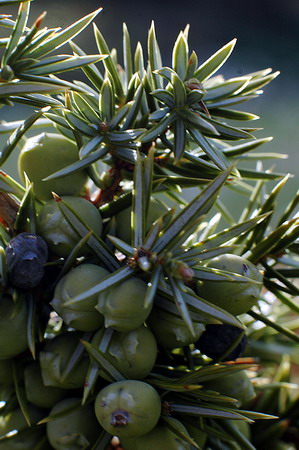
[1,0,299,217]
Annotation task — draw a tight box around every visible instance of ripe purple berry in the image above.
[5,232,48,289]
[195,323,247,361]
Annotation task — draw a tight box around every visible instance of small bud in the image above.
[185,77,206,94]
[0,65,14,81]
[99,121,110,133]
[34,11,47,29]
[52,192,61,201]
[138,256,151,271]
[101,171,114,188]
[172,260,194,282]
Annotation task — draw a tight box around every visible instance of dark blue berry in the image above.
[195,323,247,361]
[5,232,48,289]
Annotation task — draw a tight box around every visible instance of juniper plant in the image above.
[0,1,298,449]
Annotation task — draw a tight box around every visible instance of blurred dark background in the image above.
[1,0,299,212]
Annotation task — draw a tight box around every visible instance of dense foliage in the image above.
[0,1,299,449]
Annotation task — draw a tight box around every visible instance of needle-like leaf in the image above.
[153,168,231,254]
[194,38,237,82]
[2,0,30,66]
[29,8,103,59]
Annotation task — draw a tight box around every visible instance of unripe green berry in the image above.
[147,306,205,349]
[184,421,208,449]
[24,362,66,409]
[121,417,192,449]
[197,254,263,316]
[51,263,109,331]
[203,370,256,407]
[92,325,157,380]
[47,397,102,450]
[230,419,251,440]
[0,359,13,385]
[37,196,102,257]
[94,380,161,439]
[0,405,45,450]
[0,294,28,359]
[96,277,150,331]
[18,132,88,200]
[40,332,89,389]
